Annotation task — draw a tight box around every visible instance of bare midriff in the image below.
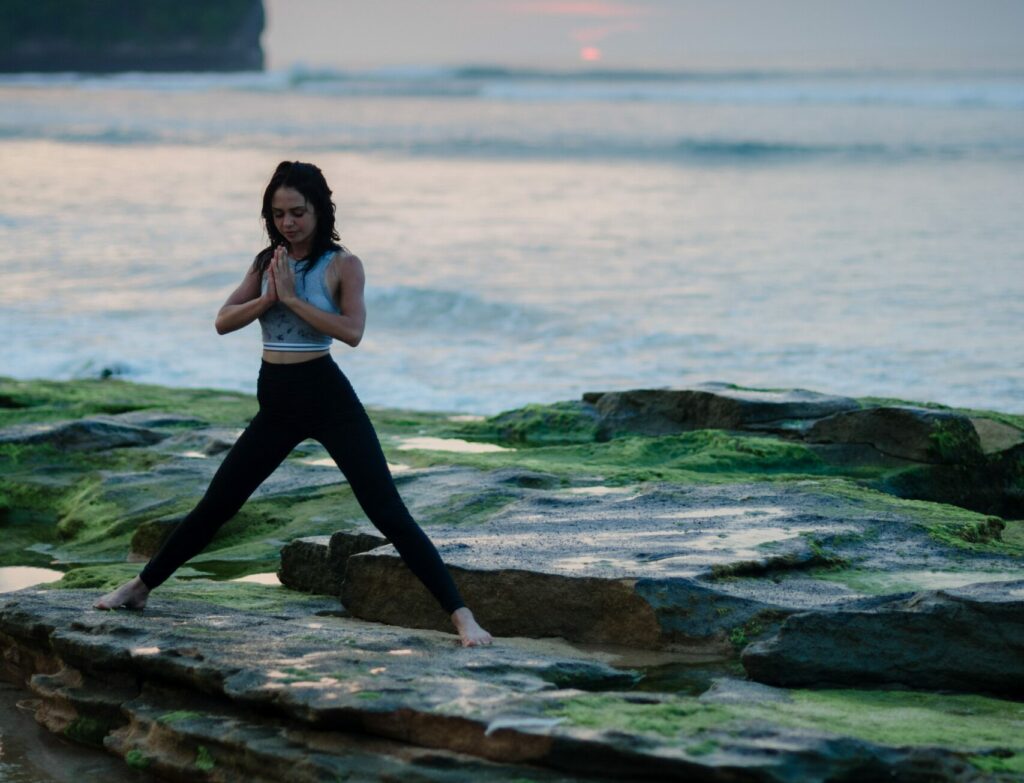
[261,349,330,364]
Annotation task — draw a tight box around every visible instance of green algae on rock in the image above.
[465,401,600,445]
[0,377,256,429]
[455,386,1024,517]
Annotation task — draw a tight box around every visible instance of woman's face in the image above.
[271,187,317,249]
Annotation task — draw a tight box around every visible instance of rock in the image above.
[877,450,1024,520]
[806,406,984,465]
[337,482,822,650]
[158,427,238,456]
[277,535,334,594]
[2,587,1012,783]
[29,666,135,748]
[108,411,208,429]
[0,680,144,783]
[336,481,1024,652]
[344,556,681,649]
[108,683,588,783]
[803,441,917,469]
[0,417,169,451]
[461,392,1022,515]
[970,417,1024,455]
[741,580,1024,697]
[584,384,860,439]
[479,401,600,445]
[0,588,636,776]
[633,579,792,647]
[52,452,361,562]
[278,531,386,596]
[129,513,186,560]
[698,676,793,706]
[489,468,564,490]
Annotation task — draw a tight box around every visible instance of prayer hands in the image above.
[271,245,296,303]
[264,260,279,304]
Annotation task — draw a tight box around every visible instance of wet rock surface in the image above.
[3,587,1018,783]
[742,580,1024,697]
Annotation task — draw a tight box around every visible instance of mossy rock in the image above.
[462,401,600,446]
[0,376,256,429]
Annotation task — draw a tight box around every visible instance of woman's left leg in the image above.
[312,375,466,616]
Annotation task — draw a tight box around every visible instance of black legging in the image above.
[139,354,466,615]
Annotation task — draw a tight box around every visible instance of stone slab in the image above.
[807,407,984,464]
[583,384,861,438]
[971,417,1024,456]
[278,531,387,596]
[1,588,1004,783]
[328,480,1022,651]
[741,580,1024,697]
[0,417,169,451]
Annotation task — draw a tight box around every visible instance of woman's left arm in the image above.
[275,252,367,348]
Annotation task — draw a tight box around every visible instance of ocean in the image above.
[1,66,1022,414]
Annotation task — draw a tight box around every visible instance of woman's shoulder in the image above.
[326,246,364,286]
[330,245,362,268]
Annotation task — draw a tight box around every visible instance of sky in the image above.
[264,0,1024,72]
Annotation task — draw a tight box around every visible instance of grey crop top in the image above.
[259,249,341,351]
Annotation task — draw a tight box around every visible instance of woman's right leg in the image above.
[136,410,303,590]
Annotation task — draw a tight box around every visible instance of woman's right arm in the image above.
[215,265,277,335]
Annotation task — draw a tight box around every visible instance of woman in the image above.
[95,161,493,648]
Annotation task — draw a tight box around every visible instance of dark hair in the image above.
[251,161,342,276]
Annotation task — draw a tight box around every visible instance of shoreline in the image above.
[4,369,1024,421]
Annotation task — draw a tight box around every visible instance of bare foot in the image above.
[94,576,150,611]
[451,607,493,647]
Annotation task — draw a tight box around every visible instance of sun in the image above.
[579,46,602,62]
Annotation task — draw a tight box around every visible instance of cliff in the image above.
[0,0,264,73]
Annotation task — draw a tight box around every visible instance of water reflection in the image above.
[0,566,64,593]
[231,572,281,585]
[397,436,512,453]
[0,682,148,782]
[633,659,746,695]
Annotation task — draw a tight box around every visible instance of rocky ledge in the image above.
[0,376,1022,780]
[3,586,1021,782]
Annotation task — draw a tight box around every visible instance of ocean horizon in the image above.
[1,65,1022,414]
